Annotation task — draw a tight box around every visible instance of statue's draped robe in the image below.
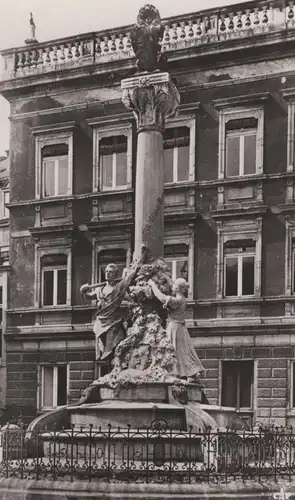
[166,296,204,378]
[93,278,131,361]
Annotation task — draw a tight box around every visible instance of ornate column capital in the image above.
[121,72,180,133]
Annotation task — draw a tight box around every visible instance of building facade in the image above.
[0,151,10,418]
[1,0,295,426]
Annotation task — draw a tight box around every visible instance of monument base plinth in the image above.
[93,381,202,404]
[69,401,186,429]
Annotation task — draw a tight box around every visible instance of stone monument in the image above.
[28,4,244,439]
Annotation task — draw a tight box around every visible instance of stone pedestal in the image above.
[122,73,180,259]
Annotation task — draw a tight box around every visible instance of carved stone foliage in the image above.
[122,73,180,132]
[96,258,188,393]
[131,4,166,72]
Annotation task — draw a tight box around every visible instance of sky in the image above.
[0,0,245,156]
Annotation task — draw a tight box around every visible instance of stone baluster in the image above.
[245,10,251,29]
[180,22,186,40]
[219,13,226,33]
[187,20,194,40]
[52,46,58,64]
[67,43,73,60]
[262,5,269,24]
[125,32,132,53]
[60,45,65,62]
[196,18,202,37]
[237,10,244,30]
[16,52,24,71]
[31,49,38,67]
[172,23,178,46]
[37,48,44,66]
[163,24,171,47]
[288,1,294,22]
[24,51,31,68]
[45,47,51,64]
[118,34,124,52]
[204,16,210,34]
[95,37,102,58]
[254,7,260,27]
[74,42,80,58]
[110,35,117,52]
[228,13,234,34]
[103,36,109,54]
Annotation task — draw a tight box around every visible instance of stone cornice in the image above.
[281,87,295,100]
[29,223,75,241]
[213,92,270,110]
[31,121,76,135]
[211,204,268,220]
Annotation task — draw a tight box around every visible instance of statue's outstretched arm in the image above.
[80,284,98,300]
[148,279,168,304]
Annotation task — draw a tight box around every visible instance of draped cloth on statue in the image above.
[165,296,204,378]
[93,279,130,361]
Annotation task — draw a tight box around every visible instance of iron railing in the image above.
[0,421,295,483]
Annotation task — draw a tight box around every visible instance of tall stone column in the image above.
[122,72,179,260]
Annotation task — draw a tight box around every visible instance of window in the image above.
[41,254,67,306]
[164,244,188,281]
[97,248,127,283]
[221,361,253,409]
[163,127,190,183]
[224,239,255,297]
[33,123,74,199]
[216,105,264,180]
[0,191,9,219]
[42,143,69,198]
[225,118,257,177]
[0,227,9,250]
[40,365,68,409]
[99,136,128,191]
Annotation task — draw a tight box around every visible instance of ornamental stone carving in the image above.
[131,4,166,72]
[121,72,180,133]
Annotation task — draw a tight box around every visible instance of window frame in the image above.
[35,247,72,308]
[92,123,132,193]
[225,127,257,178]
[216,219,262,300]
[164,115,196,185]
[218,106,264,180]
[41,264,68,307]
[0,191,9,220]
[224,247,256,298]
[285,221,295,298]
[39,364,69,410]
[220,359,254,410]
[41,154,69,198]
[164,225,194,300]
[32,123,74,200]
[92,234,132,287]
